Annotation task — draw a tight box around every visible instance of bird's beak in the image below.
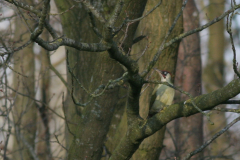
[154,68,165,78]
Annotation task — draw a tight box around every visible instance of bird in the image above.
[149,69,175,117]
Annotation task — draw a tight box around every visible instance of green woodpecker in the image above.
[149,69,175,117]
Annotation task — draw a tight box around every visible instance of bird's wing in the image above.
[149,85,158,109]
[149,84,167,109]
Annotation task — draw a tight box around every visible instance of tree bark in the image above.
[131,0,183,159]
[110,78,240,160]
[174,0,203,159]
[54,1,147,159]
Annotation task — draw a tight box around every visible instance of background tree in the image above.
[203,0,231,158]
[12,1,37,159]
[174,0,203,159]
[0,0,240,160]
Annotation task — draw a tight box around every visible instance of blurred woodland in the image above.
[0,0,240,160]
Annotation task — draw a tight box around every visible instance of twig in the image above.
[213,107,240,113]
[4,62,28,78]
[6,85,70,122]
[19,133,40,160]
[142,0,189,77]
[62,92,75,137]
[74,0,106,23]
[107,0,124,26]
[128,0,162,22]
[88,11,103,38]
[67,51,112,98]
[163,3,240,53]
[49,5,75,16]
[30,0,50,40]
[54,134,68,151]
[5,0,41,16]
[183,116,240,160]
[0,40,32,57]
[226,9,240,78]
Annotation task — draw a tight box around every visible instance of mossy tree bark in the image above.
[130,1,183,159]
[54,0,147,159]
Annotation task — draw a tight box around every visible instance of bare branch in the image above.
[34,37,111,52]
[44,21,58,39]
[54,135,68,151]
[88,11,103,38]
[74,0,106,23]
[142,2,240,77]
[0,40,32,57]
[66,51,117,107]
[19,132,39,160]
[142,0,189,77]
[213,107,240,113]
[4,0,41,16]
[164,3,240,53]
[49,5,75,16]
[30,0,50,40]
[226,10,240,78]
[6,85,69,122]
[110,78,240,160]
[183,116,240,160]
[128,0,162,23]
[4,62,28,78]
[108,0,124,26]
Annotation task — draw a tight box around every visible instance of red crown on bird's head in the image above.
[154,68,172,78]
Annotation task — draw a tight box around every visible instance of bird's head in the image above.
[154,69,172,83]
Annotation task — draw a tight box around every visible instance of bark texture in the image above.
[131,0,183,159]
[54,1,147,159]
[110,78,240,160]
[174,0,203,159]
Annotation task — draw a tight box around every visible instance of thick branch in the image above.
[31,0,50,40]
[35,37,111,52]
[75,0,106,23]
[108,42,139,74]
[4,0,40,16]
[108,0,124,27]
[110,79,240,160]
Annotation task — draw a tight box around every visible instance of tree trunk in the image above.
[131,0,183,159]
[54,1,147,159]
[174,0,203,159]
[12,1,37,159]
[203,0,231,158]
